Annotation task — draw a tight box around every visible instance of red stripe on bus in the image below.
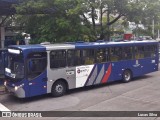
[101,64,112,83]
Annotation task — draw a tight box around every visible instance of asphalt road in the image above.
[1,71,160,120]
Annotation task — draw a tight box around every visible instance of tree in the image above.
[124,0,160,38]
[14,0,93,43]
[81,0,131,40]
[13,0,160,43]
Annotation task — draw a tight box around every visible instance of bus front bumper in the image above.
[4,83,25,98]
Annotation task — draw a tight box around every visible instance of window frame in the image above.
[81,49,96,65]
[50,50,67,69]
[109,47,122,62]
[121,46,134,60]
[144,45,157,58]
[67,49,82,67]
[26,52,47,81]
[96,48,110,63]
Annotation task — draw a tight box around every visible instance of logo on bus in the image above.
[77,69,81,74]
[77,68,89,74]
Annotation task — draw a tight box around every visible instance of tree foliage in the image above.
[13,0,160,43]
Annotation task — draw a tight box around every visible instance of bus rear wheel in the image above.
[51,81,67,97]
[122,70,132,83]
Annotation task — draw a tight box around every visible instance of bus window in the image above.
[67,50,81,67]
[96,49,107,63]
[145,45,157,58]
[151,45,157,58]
[27,52,47,80]
[122,47,133,60]
[110,47,122,62]
[82,49,95,65]
[75,50,81,65]
[135,46,145,59]
[50,50,66,68]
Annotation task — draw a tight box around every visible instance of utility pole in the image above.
[107,6,110,41]
[158,23,159,39]
[152,19,155,39]
[0,16,5,48]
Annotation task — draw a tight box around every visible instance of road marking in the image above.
[0,103,10,111]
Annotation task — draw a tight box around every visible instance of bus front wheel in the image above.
[51,81,67,97]
[122,70,132,83]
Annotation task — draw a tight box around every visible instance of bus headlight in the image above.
[15,86,18,91]
[14,84,24,91]
[4,81,7,86]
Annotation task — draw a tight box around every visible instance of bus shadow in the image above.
[2,93,51,103]
[66,74,153,95]
[132,75,153,81]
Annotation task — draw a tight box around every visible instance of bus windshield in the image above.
[5,53,24,80]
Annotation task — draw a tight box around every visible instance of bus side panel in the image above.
[28,70,47,97]
[84,63,112,86]
[106,60,142,82]
[84,63,110,86]
[46,57,158,92]
[108,62,122,82]
[76,65,94,88]
[107,60,136,82]
[47,67,77,93]
[107,58,158,82]
[135,58,158,76]
[93,64,106,85]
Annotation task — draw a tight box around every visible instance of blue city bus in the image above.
[4,40,159,98]
[0,49,8,85]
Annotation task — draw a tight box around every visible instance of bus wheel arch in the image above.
[122,69,132,83]
[51,79,68,97]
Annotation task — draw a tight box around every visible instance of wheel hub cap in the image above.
[56,84,63,93]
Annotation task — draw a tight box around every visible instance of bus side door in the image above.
[27,52,47,97]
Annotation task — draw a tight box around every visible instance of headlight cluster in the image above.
[4,81,24,91]
[4,81,7,86]
[14,84,24,91]
[15,86,18,91]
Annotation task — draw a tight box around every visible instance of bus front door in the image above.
[27,52,47,97]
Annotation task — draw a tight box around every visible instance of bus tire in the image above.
[122,70,132,83]
[51,80,67,97]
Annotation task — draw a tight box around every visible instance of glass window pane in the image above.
[67,50,81,67]
[27,52,47,80]
[110,47,121,61]
[135,46,145,59]
[96,49,106,63]
[82,49,95,65]
[50,50,66,68]
[122,47,133,60]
